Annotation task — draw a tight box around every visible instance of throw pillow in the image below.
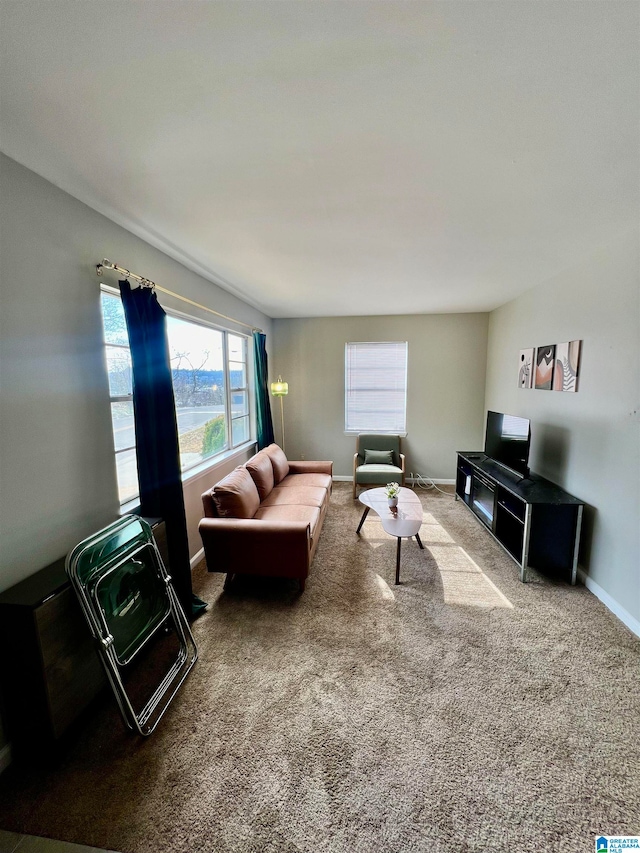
[213,466,261,518]
[363,449,395,466]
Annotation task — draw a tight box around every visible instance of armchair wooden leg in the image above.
[353,480,357,500]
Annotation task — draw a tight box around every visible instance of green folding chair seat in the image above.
[66,515,197,736]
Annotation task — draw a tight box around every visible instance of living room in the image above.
[0,3,638,852]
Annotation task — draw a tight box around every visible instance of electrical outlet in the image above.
[300,453,305,460]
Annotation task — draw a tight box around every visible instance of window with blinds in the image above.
[345,341,408,433]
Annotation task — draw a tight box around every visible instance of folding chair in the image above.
[66,515,197,736]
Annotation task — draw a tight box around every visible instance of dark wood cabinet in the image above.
[0,518,169,759]
[456,452,584,583]
[0,557,105,759]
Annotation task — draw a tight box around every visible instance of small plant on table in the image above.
[385,482,400,508]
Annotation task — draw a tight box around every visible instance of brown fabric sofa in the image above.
[199,444,333,591]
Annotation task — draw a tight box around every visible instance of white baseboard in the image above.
[333,475,455,485]
[0,742,12,775]
[190,547,205,570]
[577,568,640,638]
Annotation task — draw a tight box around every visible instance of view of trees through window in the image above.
[166,315,250,470]
[100,290,251,505]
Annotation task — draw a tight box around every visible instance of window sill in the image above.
[344,431,407,437]
[118,441,257,515]
[120,498,142,517]
[181,441,257,486]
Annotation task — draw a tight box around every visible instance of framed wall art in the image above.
[534,345,555,390]
[519,340,582,392]
[553,340,581,392]
[518,348,534,388]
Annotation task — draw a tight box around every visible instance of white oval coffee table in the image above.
[356,487,424,584]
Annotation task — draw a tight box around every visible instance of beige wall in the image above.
[485,229,639,625]
[0,153,273,755]
[272,313,489,480]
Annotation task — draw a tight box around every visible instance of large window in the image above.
[345,341,408,434]
[167,315,250,469]
[101,291,138,503]
[100,290,252,505]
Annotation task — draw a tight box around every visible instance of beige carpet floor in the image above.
[0,483,638,853]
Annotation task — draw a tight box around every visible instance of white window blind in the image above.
[345,341,408,433]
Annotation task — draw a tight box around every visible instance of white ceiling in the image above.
[1,1,638,318]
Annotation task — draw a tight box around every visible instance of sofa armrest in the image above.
[198,517,311,578]
[287,460,333,476]
[400,452,406,484]
[201,487,217,518]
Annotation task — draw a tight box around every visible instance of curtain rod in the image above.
[96,259,263,334]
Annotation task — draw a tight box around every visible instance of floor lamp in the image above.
[270,376,288,451]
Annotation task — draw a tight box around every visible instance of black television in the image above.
[484,411,531,479]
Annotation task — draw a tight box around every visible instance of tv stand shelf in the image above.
[455,452,584,583]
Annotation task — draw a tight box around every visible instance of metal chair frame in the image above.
[66,515,198,736]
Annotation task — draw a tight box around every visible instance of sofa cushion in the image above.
[277,472,333,492]
[265,444,290,484]
[254,504,321,540]
[261,485,327,509]
[212,466,260,519]
[355,463,403,485]
[364,448,395,466]
[245,450,275,501]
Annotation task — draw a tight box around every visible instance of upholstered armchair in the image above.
[352,434,405,499]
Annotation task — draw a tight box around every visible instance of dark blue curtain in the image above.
[253,331,275,450]
[119,281,205,617]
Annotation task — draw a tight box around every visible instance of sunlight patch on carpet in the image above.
[428,544,514,609]
[373,573,396,601]
[358,518,388,549]
[419,513,455,543]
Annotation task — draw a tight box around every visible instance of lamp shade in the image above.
[270,376,288,396]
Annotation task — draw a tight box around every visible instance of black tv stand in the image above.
[455,452,584,584]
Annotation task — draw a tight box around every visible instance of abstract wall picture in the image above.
[518,348,534,388]
[534,345,555,390]
[553,340,581,392]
